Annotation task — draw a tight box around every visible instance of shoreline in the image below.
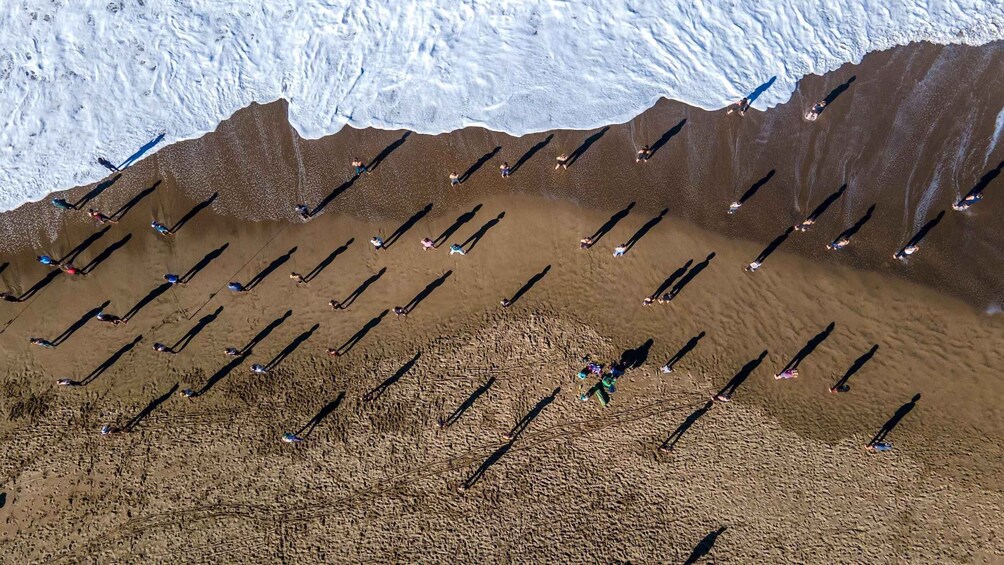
[2,41,1003,311]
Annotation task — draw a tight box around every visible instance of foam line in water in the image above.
[1,1,1002,212]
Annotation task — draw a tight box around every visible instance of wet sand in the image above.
[1,41,1004,563]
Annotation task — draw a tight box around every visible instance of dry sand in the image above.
[1,42,1003,563]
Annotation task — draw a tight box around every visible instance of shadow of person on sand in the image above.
[124,383,178,431]
[304,239,353,283]
[366,131,411,173]
[623,209,668,252]
[565,127,609,168]
[659,400,713,452]
[51,300,110,347]
[363,352,421,402]
[297,392,345,438]
[334,268,386,310]
[385,205,432,249]
[79,335,143,386]
[81,233,133,275]
[868,393,920,447]
[647,119,687,159]
[402,271,452,315]
[504,265,551,307]
[509,134,553,175]
[440,377,495,428]
[830,344,878,392]
[777,322,835,375]
[459,146,501,183]
[716,351,767,400]
[434,204,482,248]
[589,202,635,246]
[684,526,727,565]
[332,310,388,356]
[180,243,230,284]
[111,180,160,222]
[246,247,298,291]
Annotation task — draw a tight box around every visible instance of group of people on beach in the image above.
[10,86,969,460]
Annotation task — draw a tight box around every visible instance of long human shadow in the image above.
[384,205,432,249]
[747,76,777,103]
[831,344,878,391]
[716,351,767,399]
[509,134,553,174]
[297,392,346,438]
[505,387,561,443]
[804,183,847,224]
[649,259,692,300]
[960,160,1003,201]
[440,377,495,428]
[667,252,715,300]
[832,204,875,244]
[738,169,776,206]
[821,75,856,109]
[460,212,505,253]
[171,306,223,353]
[779,322,835,373]
[80,233,132,275]
[72,174,121,209]
[868,393,920,446]
[620,339,653,370]
[366,131,411,173]
[246,247,298,291]
[684,527,727,565]
[362,352,421,402]
[566,126,609,168]
[623,208,668,252]
[169,192,217,234]
[336,267,386,309]
[459,146,501,183]
[334,310,388,355]
[58,226,111,265]
[647,119,687,159]
[111,180,160,221]
[197,356,246,396]
[124,383,178,432]
[753,226,794,264]
[118,133,165,169]
[180,242,230,284]
[17,269,62,301]
[79,335,143,386]
[462,440,513,491]
[52,300,110,346]
[659,400,713,452]
[304,239,353,282]
[0,262,7,276]
[433,204,482,247]
[310,177,356,216]
[662,331,706,371]
[123,282,173,321]
[899,210,945,254]
[403,271,453,314]
[264,323,319,371]
[589,202,635,245]
[506,265,551,306]
[240,310,292,355]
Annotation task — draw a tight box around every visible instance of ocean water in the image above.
[1,0,1001,212]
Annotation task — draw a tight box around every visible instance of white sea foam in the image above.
[1,1,1001,212]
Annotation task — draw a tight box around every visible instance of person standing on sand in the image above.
[393,306,407,318]
[164,274,182,285]
[352,158,369,176]
[744,260,762,272]
[56,378,79,386]
[449,244,466,256]
[179,388,197,398]
[894,244,920,260]
[1,292,21,303]
[555,153,569,170]
[30,338,54,348]
[826,236,851,250]
[282,432,303,443]
[774,369,798,380]
[151,221,173,236]
[727,98,750,116]
[289,272,307,285]
[421,238,436,250]
[295,204,311,220]
[500,162,511,178]
[449,172,461,186]
[328,299,342,310]
[228,282,248,293]
[636,145,651,162]
[96,312,125,325]
[580,236,594,249]
[37,255,60,267]
[61,264,82,276]
[613,244,628,257]
[224,347,241,356]
[805,100,827,121]
[87,209,117,225]
[152,342,176,354]
[98,157,119,172]
[250,364,268,374]
[52,198,74,210]
[370,236,385,250]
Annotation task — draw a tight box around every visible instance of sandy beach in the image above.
[1,41,1004,563]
